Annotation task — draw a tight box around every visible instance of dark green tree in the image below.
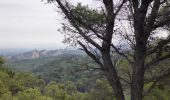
[45,0,170,100]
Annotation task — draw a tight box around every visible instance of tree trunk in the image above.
[131,43,146,100]
[102,52,125,100]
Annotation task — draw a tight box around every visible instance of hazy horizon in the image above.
[0,0,99,50]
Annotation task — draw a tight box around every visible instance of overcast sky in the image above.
[0,0,98,49]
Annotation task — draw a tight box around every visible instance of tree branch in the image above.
[114,0,127,15]
[131,0,139,10]
[143,79,159,96]
[154,17,170,29]
[145,67,170,83]
[102,0,115,41]
[111,44,133,65]
[146,0,161,32]
[119,76,131,85]
[54,0,102,50]
[71,15,105,40]
[78,41,104,69]
[145,54,170,69]
[147,37,170,56]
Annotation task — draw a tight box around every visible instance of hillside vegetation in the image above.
[0,66,118,100]
[4,53,170,100]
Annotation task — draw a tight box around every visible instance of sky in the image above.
[0,0,98,50]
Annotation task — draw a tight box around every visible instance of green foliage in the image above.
[0,57,5,66]
[0,81,7,96]
[6,54,102,92]
[5,56,57,72]
[16,88,53,100]
[0,66,116,100]
[144,87,170,100]
[71,3,105,27]
[4,53,170,99]
[88,80,114,100]
[0,92,14,100]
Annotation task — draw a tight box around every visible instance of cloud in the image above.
[0,0,64,49]
[0,0,101,49]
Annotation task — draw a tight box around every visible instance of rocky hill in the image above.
[6,49,84,60]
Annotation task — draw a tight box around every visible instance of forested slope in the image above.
[4,54,170,100]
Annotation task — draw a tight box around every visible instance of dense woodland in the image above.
[0,54,115,100]
[0,54,169,100]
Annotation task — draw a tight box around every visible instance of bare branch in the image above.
[78,41,104,69]
[111,44,133,64]
[119,76,131,85]
[114,0,127,15]
[146,0,161,32]
[143,79,159,96]
[160,0,168,4]
[145,54,170,69]
[154,17,170,29]
[75,62,103,72]
[145,67,170,83]
[144,66,170,94]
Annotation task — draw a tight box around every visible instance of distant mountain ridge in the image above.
[6,49,84,60]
